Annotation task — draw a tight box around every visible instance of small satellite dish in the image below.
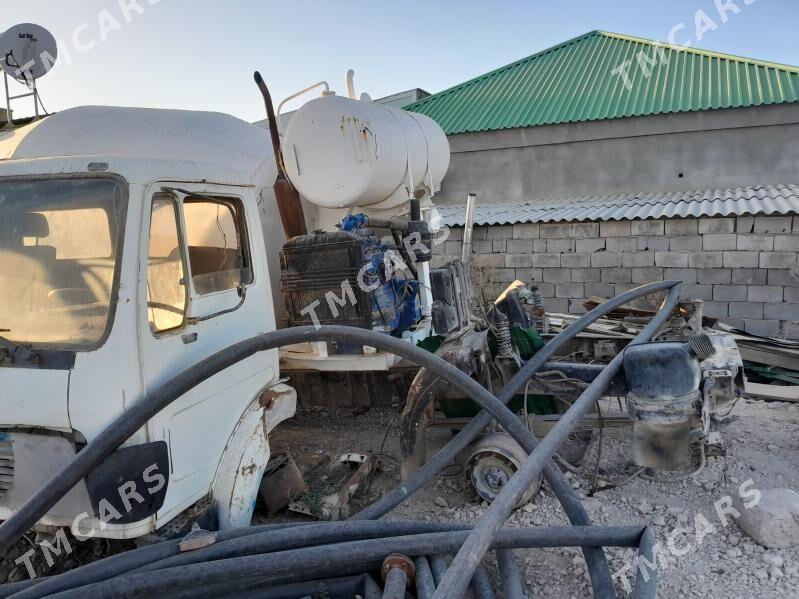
[0,23,57,83]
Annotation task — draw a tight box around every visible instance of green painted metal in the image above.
[404,31,799,134]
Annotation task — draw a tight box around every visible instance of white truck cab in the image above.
[0,106,295,538]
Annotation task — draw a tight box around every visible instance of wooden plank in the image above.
[744,380,799,402]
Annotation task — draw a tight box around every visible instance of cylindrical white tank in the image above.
[282,94,450,210]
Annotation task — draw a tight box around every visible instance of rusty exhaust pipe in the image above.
[254,71,307,239]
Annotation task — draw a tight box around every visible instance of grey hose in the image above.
[433,284,681,598]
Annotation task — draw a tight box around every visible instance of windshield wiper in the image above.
[0,330,39,365]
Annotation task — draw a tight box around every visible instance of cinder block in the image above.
[775,235,799,251]
[664,268,698,284]
[744,320,780,337]
[721,319,746,330]
[731,268,767,285]
[736,216,755,234]
[447,227,464,241]
[747,286,783,303]
[443,240,463,256]
[512,223,540,239]
[764,303,799,321]
[473,239,493,254]
[584,283,615,298]
[769,269,799,287]
[670,236,702,252]
[631,267,664,283]
[568,299,587,314]
[532,253,561,268]
[472,226,489,240]
[540,223,571,238]
[607,237,637,252]
[754,216,793,234]
[547,238,575,253]
[722,251,759,268]
[665,218,699,236]
[507,239,533,253]
[489,268,516,283]
[533,239,548,252]
[570,223,599,238]
[535,282,555,297]
[600,221,631,237]
[474,254,505,268]
[542,298,569,313]
[505,254,533,268]
[515,268,543,283]
[697,269,731,285]
[556,283,584,298]
[631,220,665,236]
[571,267,601,282]
[680,284,713,301]
[655,252,689,268]
[541,268,572,283]
[713,285,748,301]
[486,225,513,239]
[492,239,506,252]
[576,238,606,253]
[729,302,765,319]
[561,253,591,268]
[688,252,723,268]
[698,218,735,234]
[601,268,632,284]
[760,252,798,269]
[636,236,670,251]
[591,252,621,267]
[785,287,799,303]
[622,252,655,267]
[703,301,729,317]
[702,234,737,251]
[737,235,774,251]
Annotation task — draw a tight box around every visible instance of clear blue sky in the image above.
[4,0,798,122]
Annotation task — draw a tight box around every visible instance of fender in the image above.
[211,382,296,529]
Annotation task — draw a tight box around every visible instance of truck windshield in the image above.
[0,177,125,349]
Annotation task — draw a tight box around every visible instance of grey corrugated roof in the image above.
[435,184,799,226]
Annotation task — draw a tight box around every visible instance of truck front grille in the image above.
[0,437,13,499]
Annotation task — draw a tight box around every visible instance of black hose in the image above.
[354,280,679,597]
[382,567,407,599]
[434,284,681,598]
[356,280,677,520]
[49,527,645,598]
[414,557,436,599]
[0,324,598,556]
[470,562,495,599]
[632,527,658,599]
[11,522,468,598]
[428,554,448,588]
[497,549,525,599]
[0,322,621,597]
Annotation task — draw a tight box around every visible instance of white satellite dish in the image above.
[0,23,57,83]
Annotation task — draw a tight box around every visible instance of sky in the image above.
[3,0,798,123]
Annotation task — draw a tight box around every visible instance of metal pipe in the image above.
[461,193,477,265]
[275,80,331,133]
[434,284,681,598]
[470,563,495,599]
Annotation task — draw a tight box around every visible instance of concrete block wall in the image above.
[433,215,799,338]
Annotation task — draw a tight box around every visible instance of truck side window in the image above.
[147,196,187,333]
[183,197,250,295]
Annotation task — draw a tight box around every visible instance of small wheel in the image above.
[466,433,541,508]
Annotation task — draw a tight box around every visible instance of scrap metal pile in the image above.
[0,280,746,597]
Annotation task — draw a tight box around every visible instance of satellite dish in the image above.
[0,23,57,83]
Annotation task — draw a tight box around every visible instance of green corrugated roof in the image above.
[405,31,799,134]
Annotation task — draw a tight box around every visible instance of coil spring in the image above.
[496,316,513,357]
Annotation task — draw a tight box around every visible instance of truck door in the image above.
[138,183,278,526]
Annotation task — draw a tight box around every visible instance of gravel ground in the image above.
[269,396,799,598]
